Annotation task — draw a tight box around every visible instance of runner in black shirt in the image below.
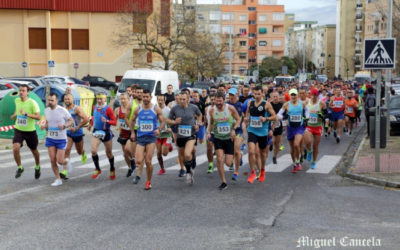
[164,84,175,106]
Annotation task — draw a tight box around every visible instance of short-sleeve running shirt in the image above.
[14,98,40,132]
[45,106,71,140]
[168,104,201,138]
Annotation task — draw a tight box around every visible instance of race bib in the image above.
[16,115,28,127]
[217,123,231,134]
[178,125,191,136]
[346,107,353,113]
[250,116,262,128]
[140,120,153,132]
[334,101,343,108]
[275,120,281,128]
[48,127,62,139]
[282,120,287,126]
[119,119,130,130]
[309,114,318,124]
[290,114,302,122]
[157,122,167,133]
[93,130,106,140]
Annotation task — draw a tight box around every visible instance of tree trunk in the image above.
[164,57,170,70]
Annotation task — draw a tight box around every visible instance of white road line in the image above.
[0,149,48,160]
[306,155,342,174]
[265,154,293,172]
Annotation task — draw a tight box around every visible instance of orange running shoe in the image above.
[92,170,102,179]
[110,171,116,180]
[292,166,297,174]
[296,162,302,171]
[144,181,152,190]
[247,171,257,183]
[258,169,266,182]
[158,168,166,175]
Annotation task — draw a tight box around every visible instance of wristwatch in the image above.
[63,125,66,130]
[24,112,28,116]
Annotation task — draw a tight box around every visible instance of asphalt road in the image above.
[0,119,399,250]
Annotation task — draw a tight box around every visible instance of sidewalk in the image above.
[347,135,400,188]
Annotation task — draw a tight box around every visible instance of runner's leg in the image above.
[145,143,156,183]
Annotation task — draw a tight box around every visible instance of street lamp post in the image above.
[385,0,393,137]
[249,37,259,83]
[229,0,232,83]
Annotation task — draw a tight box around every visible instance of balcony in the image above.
[356,15,363,21]
[374,28,379,34]
[249,20,256,25]
[356,26,362,33]
[356,4,363,10]
[321,53,325,57]
[320,64,325,68]
[248,46,256,50]
[355,61,361,68]
[248,59,256,63]
[356,38,362,45]
[248,33,257,37]
[355,50,361,56]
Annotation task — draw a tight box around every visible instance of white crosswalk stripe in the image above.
[0,149,48,160]
[306,155,342,174]
[265,154,294,172]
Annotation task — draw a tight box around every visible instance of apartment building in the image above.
[364,0,389,39]
[312,25,336,77]
[284,13,295,32]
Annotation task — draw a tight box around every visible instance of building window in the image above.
[239,53,247,59]
[248,7,256,11]
[240,41,247,46]
[29,28,46,49]
[198,14,205,21]
[72,29,89,50]
[288,16,294,20]
[249,21,256,25]
[273,13,284,20]
[259,15,267,21]
[294,24,301,28]
[288,27,294,31]
[239,66,246,73]
[222,13,234,20]
[259,54,266,61]
[210,24,221,33]
[225,52,234,59]
[259,0,277,4]
[273,28,278,33]
[259,41,267,46]
[273,40,282,46]
[186,6,195,9]
[222,25,234,34]
[210,11,221,20]
[51,29,68,50]
[132,14,147,34]
[239,28,247,34]
[239,15,247,21]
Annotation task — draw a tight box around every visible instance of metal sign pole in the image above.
[75,68,77,78]
[385,0,393,138]
[375,70,382,172]
[24,68,26,77]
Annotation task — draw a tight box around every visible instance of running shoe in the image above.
[247,171,257,183]
[51,179,63,187]
[324,132,328,137]
[258,169,266,182]
[336,137,340,143]
[186,171,194,186]
[279,145,285,151]
[59,170,69,180]
[273,157,277,164]
[144,182,152,190]
[34,166,41,179]
[229,164,234,171]
[178,169,186,177]
[241,143,246,150]
[311,162,316,169]
[15,167,24,179]
[269,143,273,152]
[292,165,297,174]
[306,151,313,162]
[81,150,87,164]
[333,131,337,138]
[110,171,116,180]
[126,168,134,178]
[133,176,141,184]
[240,153,243,167]
[207,165,214,174]
[158,168,166,175]
[92,170,102,179]
[296,162,302,171]
[218,182,228,190]
[232,173,238,181]
[355,121,358,127]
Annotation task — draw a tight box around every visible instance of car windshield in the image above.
[355,77,369,83]
[390,98,400,109]
[118,78,156,93]
[275,77,291,83]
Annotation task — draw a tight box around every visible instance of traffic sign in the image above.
[48,60,55,68]
[73,63,79,69]
[22,62,27,68]
[363,39,396,69]
[282,66,288,75]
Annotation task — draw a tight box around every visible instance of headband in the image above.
[96,95,106,98]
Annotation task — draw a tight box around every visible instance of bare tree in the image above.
[110,1,198,70]
[294,43,314,72]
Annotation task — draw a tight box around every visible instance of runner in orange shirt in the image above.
[344,89,359,137]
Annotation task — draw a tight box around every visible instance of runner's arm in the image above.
[27,112,41,121]
[75,106,90,129]
[155,106,165,131]
[166,108,176,125]
[230,106,241,130]
[207,108,214,135]
[64,116,75,129]
[114,108,119,121]
[125,103,133,131]
[105,107,117,126]
[265,103,277,129]
[276,102,287,120]
[130,107,139,131]
[90,106,95,126]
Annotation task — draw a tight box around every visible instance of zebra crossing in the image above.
[0,148,342,174]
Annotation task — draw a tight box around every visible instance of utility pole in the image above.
[229,0,232,83]
[385,0,393,138]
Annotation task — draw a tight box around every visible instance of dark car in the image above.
[180,80,195,89]
[82,76,117,90]
[192,82,212,94]
[390,95,400,135]
[71,77,89,86]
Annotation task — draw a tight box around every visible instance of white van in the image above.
[115,69,179,109]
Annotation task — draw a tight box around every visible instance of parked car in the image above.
[44,79,65,85]
[70,77,89,86]
[192,82,211,94]
[82,75,117,90]
[0,80,36,90]
[5,77,46,87]
[40,75,75,86]
[180,80,195,89]
[0,84,13,101]
[390,95,400,135]
[261,77,273,84]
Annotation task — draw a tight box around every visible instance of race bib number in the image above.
[93,130,106,140]
[346,107,353,113]
[48,127,61,139]
[178,125,191,136]
[140,121,153,132]
[290,114,302,122]
[157,122,167,133]
[334,101,343,108]
[119,119,130,130]
[16,115,28,127]
[250,116,262,128]
[309,114,318,124]
[217,123,231,134]
[275,120,281,128]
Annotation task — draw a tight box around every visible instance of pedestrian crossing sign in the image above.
[363,39,396,69]
[48,60,55,68]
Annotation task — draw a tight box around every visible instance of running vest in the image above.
[129,99,139,130]
[307,100,322,127]
[157,106,171,139]
[332,95,344,112]
[66,105,84,137]
[118,106,130,138]
[137,104,157,138]
[213,104,234,140]
[226,101,243,132]
[248,100,269,137]
[206,105,215,134]
[288,101,303,128]
[93,105,111,131]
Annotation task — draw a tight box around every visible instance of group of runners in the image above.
[10,79,365,189]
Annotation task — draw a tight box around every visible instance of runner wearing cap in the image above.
[277,89,307,173]
[304,88,328,169]
[329,87,345,143]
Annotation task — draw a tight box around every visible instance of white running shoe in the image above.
[186,170,194,186]
[51,179,63,187]
[66,158,73,173]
